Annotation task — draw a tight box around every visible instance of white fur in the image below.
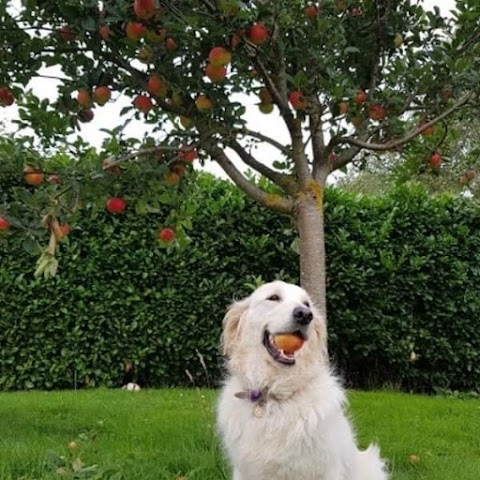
[217,281,389,480]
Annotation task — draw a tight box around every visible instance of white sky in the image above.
[0,0,456,180]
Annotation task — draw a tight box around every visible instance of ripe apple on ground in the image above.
[93,86,111,105]
[248,22,269,45]
[133,94,153,113]
[158,227,175,242]
[24,165,44,186]
[106,197,127,214]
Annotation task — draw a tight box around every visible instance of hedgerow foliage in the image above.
[1,174,480,393]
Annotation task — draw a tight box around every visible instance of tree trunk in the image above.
[295,185,327,320]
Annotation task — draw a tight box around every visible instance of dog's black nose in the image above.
[293,306,313,325]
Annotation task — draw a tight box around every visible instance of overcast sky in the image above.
[1,0,457,179]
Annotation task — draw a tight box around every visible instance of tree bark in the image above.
[295,181,327,320]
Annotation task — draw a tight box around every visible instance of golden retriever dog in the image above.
[217,281,388,480]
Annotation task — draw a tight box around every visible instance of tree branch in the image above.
[335,92,473,151]
[228,139,295,193]
[232,128,288,153]
[207,145,294,214]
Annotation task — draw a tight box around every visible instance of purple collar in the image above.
[234,388,264,403]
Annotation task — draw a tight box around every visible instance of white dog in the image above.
[217,281,388,480]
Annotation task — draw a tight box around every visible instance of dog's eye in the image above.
[303,301,310,308]
[267,294,281,302]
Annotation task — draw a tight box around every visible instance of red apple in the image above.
[368,103,386,121]
[133,94,153,113]
[289,90,307,111]
[158,227,175,242]
[58,223,70,239]
[338,101,349,114]
[430,152,442,168]
[248,22,269,45]
[147,74,168,97]
[165,37,177,51]
[93,86,111,106]
[195,95,213,111]
[106,197,126,214]
[208,46,232,67]
[305,5,319,19]
[205,64,227,82]
[57,25,76,42]
[0,87,15,107]
[76,89,92,107]
[99,25,110,40]
[350,7,363,17]
[355,90,367,105]
[126,21,147,41]
[77,109,94,123]
[0,216,11,231]
[133,0,157,20]
[179,145,198,163]
[24,165,44,186]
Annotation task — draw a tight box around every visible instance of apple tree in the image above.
[1,0,480,316]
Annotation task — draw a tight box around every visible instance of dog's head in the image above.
[222,281,327,373]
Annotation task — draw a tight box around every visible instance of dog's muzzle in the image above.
[262,330,306,366]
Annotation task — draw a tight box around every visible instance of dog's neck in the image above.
[229,350,327,402]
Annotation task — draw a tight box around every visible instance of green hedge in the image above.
[1,175,480,393]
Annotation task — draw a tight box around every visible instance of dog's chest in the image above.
[220,395,349,479]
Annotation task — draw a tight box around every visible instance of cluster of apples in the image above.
[76,86,112,123]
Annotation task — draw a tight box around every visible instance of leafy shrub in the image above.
[1,175,480,393]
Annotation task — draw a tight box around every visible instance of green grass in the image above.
[0,389,478,479]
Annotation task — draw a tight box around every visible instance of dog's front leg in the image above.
[232,469,243,480]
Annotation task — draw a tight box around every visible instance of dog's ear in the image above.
[221,297,250,357]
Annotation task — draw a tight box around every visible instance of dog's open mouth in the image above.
[262,330,305,366]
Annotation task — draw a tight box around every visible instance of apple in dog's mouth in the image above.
[262,330,306,365]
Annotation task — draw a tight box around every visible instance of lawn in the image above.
[0,389,478,480]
